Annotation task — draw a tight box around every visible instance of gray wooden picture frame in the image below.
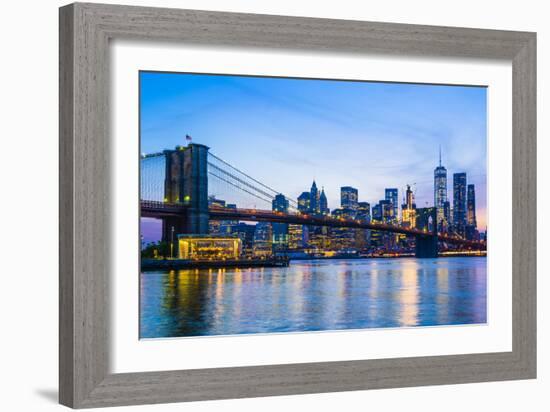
[59,2,536,408]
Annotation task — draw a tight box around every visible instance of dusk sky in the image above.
[140,71,487,235]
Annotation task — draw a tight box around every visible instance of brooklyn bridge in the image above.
[140,143,486,258]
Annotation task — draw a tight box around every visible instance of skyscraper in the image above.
[272,194,289,251]
[356,202,371,250]
[379,199,394,223]
[310,181,320,214]
[467,184,477,228]
[319,187,329,215]
[385,188,398,222]
[356,202,371,222]
[434,147,448,231]
[297,191,311,213]
[401,184,416,228]
[466,184,478,240]
[341,186,358,210]
[453,172,467,236]
[372,203,382,222]
[253,222,272,257]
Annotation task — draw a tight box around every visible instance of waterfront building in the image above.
[385,188,399,222]
[297,191,311,213]
[310,181,320,214]
[253,222,272,257]
[434,148,448,232]
[319,187,329,215]
[178,234,241,260]
[231,222,256,256]
[341,186,359,211]
[307,226,330,251]
[453,172,467,237]
[331,208,357,250]
[272,193,289,251]
[288,224,305,250]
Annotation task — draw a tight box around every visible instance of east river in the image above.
[139,257,487,338]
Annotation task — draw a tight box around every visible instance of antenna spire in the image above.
[439,145,442,167]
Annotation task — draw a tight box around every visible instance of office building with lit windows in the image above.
[297,191,311,213]
[341,186,358,210]
[384,188,399,222]
[401,184,416,228]
[434,151,448,232]
[319,187,329,215]
[272,193,289,251]
[466,183,478,240]
[453,172,467,236]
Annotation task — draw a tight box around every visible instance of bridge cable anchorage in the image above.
[208,153,298,208]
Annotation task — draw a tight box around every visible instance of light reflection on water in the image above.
[139,257,487,338]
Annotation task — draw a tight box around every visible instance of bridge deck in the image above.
[140,201,485,248]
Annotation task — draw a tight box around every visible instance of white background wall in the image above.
[0,1,546,411]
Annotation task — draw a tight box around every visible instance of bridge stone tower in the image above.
[162,144,210,246]
[415,207,438,258]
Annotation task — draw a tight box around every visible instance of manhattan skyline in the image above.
[140,71,487,230]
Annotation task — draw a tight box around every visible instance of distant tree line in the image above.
[141,241,171,259]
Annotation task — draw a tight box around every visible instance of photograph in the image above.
[139,71,488,339]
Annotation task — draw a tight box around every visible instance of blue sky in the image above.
[140,71,487,229]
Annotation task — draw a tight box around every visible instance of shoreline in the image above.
[141,253,486,272]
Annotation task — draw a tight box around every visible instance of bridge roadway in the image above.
[140,200,485,249]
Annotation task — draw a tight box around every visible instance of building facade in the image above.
[453,172,467,236]
[434,150,448,232]
[340,186,358,211]
[384,188,399,223]
[272,193,289,252]
[401,184,416,228]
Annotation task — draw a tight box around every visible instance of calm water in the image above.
[140,257,486,338]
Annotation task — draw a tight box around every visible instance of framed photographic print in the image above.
[59,2,536,408]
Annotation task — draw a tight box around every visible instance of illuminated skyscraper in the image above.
[319,187,329,215]
[253,222,272,257]
[443,201,451,228]
[356,201,371,250]
[288,224,305,250]
[356,202,371,221]
[401,184,416,228]
[380,199,395,223]
[467,184,477,228]
[310,181,320,214]
[434,147,448,231]
[385,188,398,222]
[297,191,311,213]
[466,184,478,240]
[341,186,358,210]
[453,172,467,236]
